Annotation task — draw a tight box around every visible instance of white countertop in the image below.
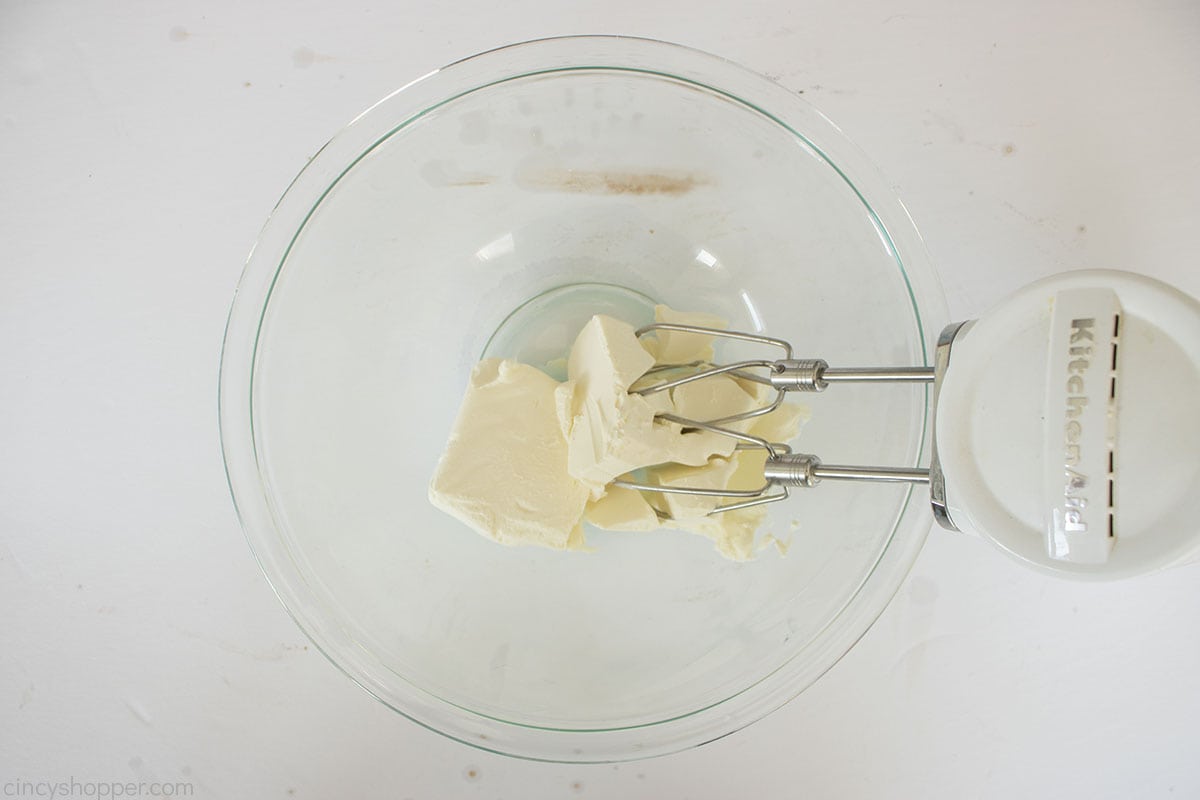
[3,1,1199,797]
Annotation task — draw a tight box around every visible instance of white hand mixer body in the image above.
[617,270,1200,579]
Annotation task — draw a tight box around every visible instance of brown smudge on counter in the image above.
[421,160,495,188]
[293,47,338,69]
[518,168,708,196]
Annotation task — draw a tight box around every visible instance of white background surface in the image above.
[3,1,1199,797]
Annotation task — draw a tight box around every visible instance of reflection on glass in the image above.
[740,289,765,331]
[475,232,515,262]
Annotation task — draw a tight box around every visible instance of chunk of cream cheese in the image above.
[585,486,661,532]
[554,315,735,497]
[429,359,590,549]
[643,305,728,364]
[607,393,809,559]
[429,307,810,559]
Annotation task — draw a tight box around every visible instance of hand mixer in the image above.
[615,269,1200,579]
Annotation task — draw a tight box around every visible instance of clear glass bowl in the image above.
[219,36,947,762]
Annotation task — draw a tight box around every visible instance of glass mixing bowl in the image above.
[219,36,947,762]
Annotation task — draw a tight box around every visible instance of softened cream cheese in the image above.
[429,307,808,559]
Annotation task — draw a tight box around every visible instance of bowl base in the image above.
[481,282,658,379]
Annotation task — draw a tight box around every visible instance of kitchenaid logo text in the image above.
[1060,317,1095,532]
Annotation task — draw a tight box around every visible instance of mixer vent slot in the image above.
[1107,313,1120,537]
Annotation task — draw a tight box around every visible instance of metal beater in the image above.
[613,322,946,515]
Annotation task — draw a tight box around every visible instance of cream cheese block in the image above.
[430,307,810,560]
[429,359,590,549]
